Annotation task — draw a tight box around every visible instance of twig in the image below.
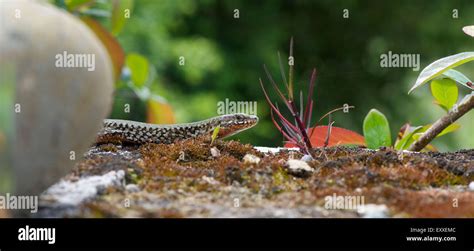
[324,114,334,147]
[408,93,474,151]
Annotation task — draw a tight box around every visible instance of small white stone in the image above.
[253,146,299,154]
[468,181,474,191]
[243,154,261,164]
[286,159,314,177]
[300,154,314,162]
[202,175,219,185]
[210,147,220,158]
[125,184,140,193]
[357,204,389,218]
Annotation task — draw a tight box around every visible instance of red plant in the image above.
[284,126,366,148]
[260,38,359,157]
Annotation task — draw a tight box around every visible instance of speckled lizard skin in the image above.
[96,113,258,144]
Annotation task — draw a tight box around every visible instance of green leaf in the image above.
[211,125,220,145]
[409,52,474,94]
[126,53,149,88]
[395,124,439,152]
[437,123,461,137]
[65,0,94,11]
[363,109,392,149]
[111,0,134,36]
[430,78,458,111]
[442,69,474,90]
[394,126,423,150]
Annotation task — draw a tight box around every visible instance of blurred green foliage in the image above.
[0,64,15,193]
[57,0,474,150]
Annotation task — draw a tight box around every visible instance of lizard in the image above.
[95,113,258,145]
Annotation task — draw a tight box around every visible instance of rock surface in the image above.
[35,138,474,218]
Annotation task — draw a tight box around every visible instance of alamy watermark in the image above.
[380,51,420,71]
[55,51,95,71]
[0,193,38,213]
[18,225,55,244]
[217,98,257,115]
[325,193,365,211]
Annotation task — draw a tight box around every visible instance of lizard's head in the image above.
[214,113,258,138]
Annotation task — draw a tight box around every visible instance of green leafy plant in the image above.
[406,27,474,151]
[363,26,474,151]
[362,109,461,151]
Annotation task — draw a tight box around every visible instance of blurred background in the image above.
[1,0,473,194]
[107,0,474,150]
[4,0,474,153]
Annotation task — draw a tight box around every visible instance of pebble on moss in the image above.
[243,154,261,164]
[285,159,314,177]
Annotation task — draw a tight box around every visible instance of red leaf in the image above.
[81,17,125,81]
[284,126,365,148]
[146,98,176,124]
